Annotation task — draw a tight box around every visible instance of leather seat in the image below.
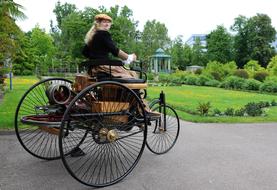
[98,77,145,83]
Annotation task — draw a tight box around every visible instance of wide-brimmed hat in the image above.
[94,14,112,22]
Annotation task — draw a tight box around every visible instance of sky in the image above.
[15,0,277,41]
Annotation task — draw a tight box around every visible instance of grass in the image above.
[0,76,39,129]
[1,76,277,129]
[147,85,277,123]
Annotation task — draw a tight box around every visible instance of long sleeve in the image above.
[82,44,90,58]
[102,32,119,57]
[82,30,120,59]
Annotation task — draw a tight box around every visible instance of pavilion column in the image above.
[168,59,171,72]
[154,59,158,73]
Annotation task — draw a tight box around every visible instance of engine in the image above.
[46,83,71,105]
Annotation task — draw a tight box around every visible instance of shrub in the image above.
[244,102,263,116]
[0,69,8,85]
[22,70,33,75]
[171,70,189,83]
[244,60,263,75]
[242,79,261,91]
[271,100,277,106]
[233,69,249,79]
[256,101,270,108]
[259,81,277,93]
[223,61,237,76]
[196,75,211,86]
[264,76,277,83]
[0,67,9,75]
[269,65,277,76]
[147,73,154,80]
[213,108,221,116]
[267,55,277,75]
[210,71,222,81]
[194,68,202,75]
[159,73,170,83]
[205,79,221,87]
[197,102,211,116]
[253,71,269,82]
[203,61,224,80]
[224,108,234,116]
[170,75,182,85]
[234,108,245,116]
[220,76,245,89]
[185,75,198,85]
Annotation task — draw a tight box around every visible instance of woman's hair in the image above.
[84,21,100,44]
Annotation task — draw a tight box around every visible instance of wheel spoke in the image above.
[15,78,72,160]
[146,104,180,154]
[59,82,147,187]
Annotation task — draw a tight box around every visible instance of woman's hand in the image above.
[123,53,137,65]
[132,53,137,62]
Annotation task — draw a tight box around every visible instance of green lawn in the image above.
[147,85,277,123]
[1,77,277,129]
[0,76,39,129]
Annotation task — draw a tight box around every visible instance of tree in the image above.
[171,36,185,70]
[231,15,249,68]
[12,33,34,75]
[170,36,192,70]
[27,26,56,74]
[231,14,276,68]
[0,0,26,20]
[206,25,233,63]
[0,15,22,61]
[60,12,87,59]
[52,2,87,70]
[109,6,139,54]
[183,44,193,67]
[267,55,277,76]
[0,0,26,58]
[53,1,77,29]
[0,0,26,75]
[247,14,276,67]
[191,37,207,66]
[141,20,171,60]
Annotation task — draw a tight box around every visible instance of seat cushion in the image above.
[98,77,145,83]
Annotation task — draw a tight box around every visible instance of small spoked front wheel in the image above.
[146,104,180,154]
[59,81,147,187]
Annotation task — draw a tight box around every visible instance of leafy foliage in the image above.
[244,102,263,116]
[197,102,211,116]
[206,25,234,63]
[231,14,276,68]
[242,79,261,91]
[220,76,245,89]
[140,20,171,60]
[259,81,277,93]
[267,55,277,76]
[202,61,236,81]
[243,60,264,75]
[253,71,269,82]
[224,108,234,116]
[233,69,249,79]
[171,36,188,70]
[53,1,77,29]
[191,37,207,66]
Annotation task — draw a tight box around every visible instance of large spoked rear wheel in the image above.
[59,81,147,187]
[146,104,180,154]
[14,78,72,160]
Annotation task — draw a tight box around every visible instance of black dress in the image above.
[82,30,137,78]
[82,30,119,59]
